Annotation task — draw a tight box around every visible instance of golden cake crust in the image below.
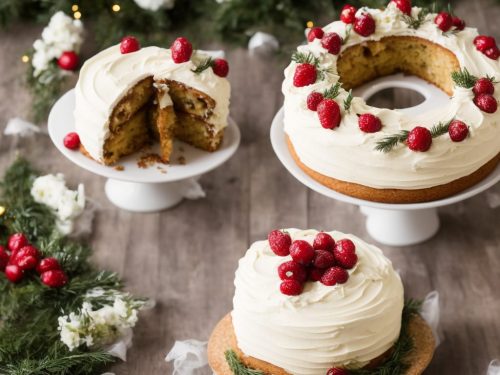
[287,136,500,204]
[208,314,435,375]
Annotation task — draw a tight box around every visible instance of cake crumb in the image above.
[157,166,168,174]
[114,165,125,171]
[177,156,186,165]
[137,153,167,169]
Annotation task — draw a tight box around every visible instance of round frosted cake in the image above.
[74,36,230,165]
[283,1,499,203]
[208,228,435,375]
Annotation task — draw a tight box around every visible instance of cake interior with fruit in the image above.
[74,36,230,166]
[208,228,435,375]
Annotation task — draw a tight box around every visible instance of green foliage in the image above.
[323,83,341,100]
[375,130,410,153]
[0,158,142,373]
[192,58,214,74]
[224,350,264,375]
[451,68,477,89]
[430,119,452,138]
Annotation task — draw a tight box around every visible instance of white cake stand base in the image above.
[271,75,500,246]
[48,90,240,213]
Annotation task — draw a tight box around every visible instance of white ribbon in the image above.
[4,117,44,137]
[248,32,279,56]
[487,359,500,375]
[165,339,209,375]
[104,328,133,362]
[420,291,441,347]
[174,178,206,200]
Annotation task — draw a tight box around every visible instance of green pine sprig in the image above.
[430,119,452,138]
[225,350,264,375]
[451,68,477,88]
[402,7,429,29]
[374,130,410,153]
[323,83,341,100]
[343,90,353,112]
[192,57,214,74]
[291,52,319,66]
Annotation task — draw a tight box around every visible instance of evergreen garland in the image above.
[225,300,423,375]
[0,158,147,374]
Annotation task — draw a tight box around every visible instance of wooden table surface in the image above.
[1,1,499,374]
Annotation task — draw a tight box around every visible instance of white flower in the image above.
[134,0,175,11]
[31,173,85,235]
[31,11,84,77]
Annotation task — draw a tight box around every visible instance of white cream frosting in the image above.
[74,46,230,163]
[283,4,500,190]
[232,229,404,374]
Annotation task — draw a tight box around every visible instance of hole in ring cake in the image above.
[74,37,230,166]
[283,2,500,204]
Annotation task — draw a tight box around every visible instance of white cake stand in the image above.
[271,74,500,246]
[48,89,240,212]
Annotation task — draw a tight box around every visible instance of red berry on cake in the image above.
[473,78,495,96]
[120,36,141,54]
[340,5,357,24]
[358,113,382,133]
[36,257,61,275]
[452,16,465,31]
[63,132,80,150]
[289,240,315,265]
[278,261,307,283]
[212,58,229,77]
[353,13,376,37]
[280,279,303,296]
[307,92,324,111]
[434,12,453,32]
[309,267,326,282]
[407,126,432,152]
[484,47,500,60]
[293,64,317,87]
[5,264,23,283]
[308,27,324,42]
[474,94,498,113]
[313,250,336,269]
[40,269,69,288]
[317,99,341,129]
[391,0,412,16]
[335,252,358,269]
[171,37,193,63]
[448,120,469,142]
[57,51,79,71]
[321,266,349,286]
[7,233,28,253]
[0,246,9,271]
[321,32,342,55]
[333,239,356,256]
[474,35,496,52]
[268,230,292,256]
[327,368,349,375]
[313,232,335,251]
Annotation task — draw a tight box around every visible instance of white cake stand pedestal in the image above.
[48,90,240,213]
[270,75,500,246]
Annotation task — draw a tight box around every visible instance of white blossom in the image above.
[32,11,84,77]
[58,293,149,352]
[134,0,175,11]
[31,173,85,235]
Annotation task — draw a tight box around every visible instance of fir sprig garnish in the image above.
[323,83,341,99]
[0,158,147,374]
[342,24,353,45]
[291,52,319,66]
[375,130,410,153]
[451,68,477,88]
[192,57,214,74]
[402,7,429,29]
[225,350,264,375]
[343,90,354,112]
[430,119,452,137]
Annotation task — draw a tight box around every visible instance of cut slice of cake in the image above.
[74,36,230,166]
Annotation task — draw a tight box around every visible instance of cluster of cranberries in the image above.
[306,91,341,129]
[434,12,465,33]
[268,230,358,296]
[0,233,68,288]
[472,77,498,114]
[404,119,469,152]
[339,4,376,37]
[474,35,499,61]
